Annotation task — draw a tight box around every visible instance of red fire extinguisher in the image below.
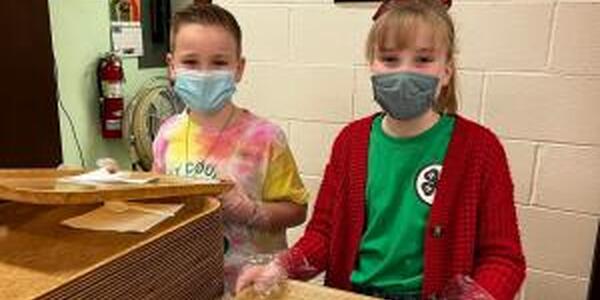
[97,52,124,139]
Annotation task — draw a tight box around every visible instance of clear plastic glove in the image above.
[221,186,270,228]
[441,275,495,300]
[234,249,318,297]
[96,158,120,173]
[235,258,287,297]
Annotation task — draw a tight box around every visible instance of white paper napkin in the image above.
[58,168,159,185]
[61,201,184,233]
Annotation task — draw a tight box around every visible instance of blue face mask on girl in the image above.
[174,69,237,113]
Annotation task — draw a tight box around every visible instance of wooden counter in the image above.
[236,280,379,300]
[0,196,224,300]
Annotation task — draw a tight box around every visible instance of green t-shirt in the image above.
[350,114,455,293]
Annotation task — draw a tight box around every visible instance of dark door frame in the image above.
[589,220,599,300]
[0,0,63,168]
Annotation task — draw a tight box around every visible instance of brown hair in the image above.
[366,0,457,114]
[170,2,242,56]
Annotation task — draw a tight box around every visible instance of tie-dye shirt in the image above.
[152,109,307,275]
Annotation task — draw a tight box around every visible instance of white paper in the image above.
[58,168,159,185]
[111,22,144,57]
[61,202,184,233]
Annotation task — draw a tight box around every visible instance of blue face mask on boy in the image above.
[174,69,237,113]
[371,72,439,120]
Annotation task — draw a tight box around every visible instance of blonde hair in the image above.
[170,3,242,57]
[366,0,457,114]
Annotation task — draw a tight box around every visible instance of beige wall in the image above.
[215,0,600,298]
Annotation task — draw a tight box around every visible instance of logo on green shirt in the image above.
[415,164,442,206]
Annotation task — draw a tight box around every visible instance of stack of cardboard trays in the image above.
[0,168,232,300]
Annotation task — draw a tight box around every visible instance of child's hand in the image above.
[235,259,287,296]
[221,186,270,227]
[96,158,120,173]
[441,275,495,300]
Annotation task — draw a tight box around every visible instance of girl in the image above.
[154,2,308,294]
[235,0,525,299]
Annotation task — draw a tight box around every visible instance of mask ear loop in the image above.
[186,111,190,165]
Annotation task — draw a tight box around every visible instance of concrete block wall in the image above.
[214,0,600,298]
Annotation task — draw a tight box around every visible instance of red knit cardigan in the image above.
[283,114,526,300]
